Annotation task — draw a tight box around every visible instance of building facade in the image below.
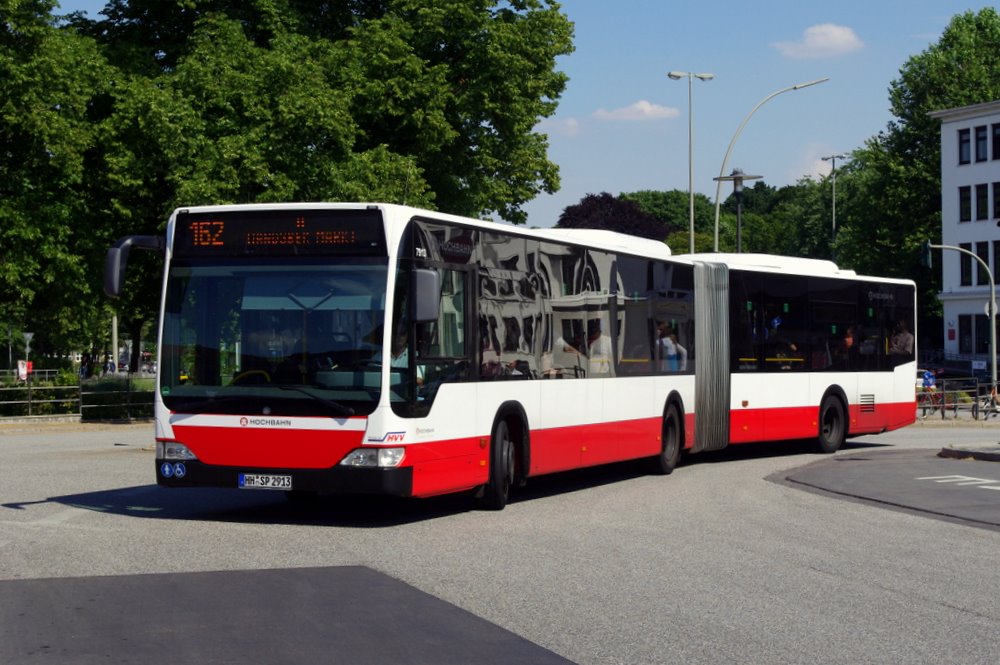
[930,100,1000,366]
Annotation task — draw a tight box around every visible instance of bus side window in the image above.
[729,270,758,371]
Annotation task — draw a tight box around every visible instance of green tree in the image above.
[764,178,830,258]
[556,192,669,240]
[621,189,714,253]
[80,0,574,223]
[0,0,111,359]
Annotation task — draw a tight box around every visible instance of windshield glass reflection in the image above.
[160,259,395,416]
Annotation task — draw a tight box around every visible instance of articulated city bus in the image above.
[105,203,917,509]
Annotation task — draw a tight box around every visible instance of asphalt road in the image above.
[2,421,999,664]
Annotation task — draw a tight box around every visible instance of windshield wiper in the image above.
[275,385,355,417]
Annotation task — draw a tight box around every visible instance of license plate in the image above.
[238,473,292,490]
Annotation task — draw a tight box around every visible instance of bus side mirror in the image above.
[413,268,440,323]
[104,235,165,297]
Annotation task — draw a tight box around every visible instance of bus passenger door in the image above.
[726,268,761,444]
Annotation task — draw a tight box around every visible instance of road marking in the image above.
[915,474,1000,491]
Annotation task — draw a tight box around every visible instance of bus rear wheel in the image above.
[651,403,681,475]
[478,418,516,510]
[817,395,846,454]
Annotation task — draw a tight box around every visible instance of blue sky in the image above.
[58,1,989,227]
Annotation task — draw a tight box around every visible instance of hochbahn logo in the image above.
[239,417,293,427]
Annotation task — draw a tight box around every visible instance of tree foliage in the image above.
[81,0,573,223]
[1,0,111,356]
[556,192,669,241]
[621,189,714,253]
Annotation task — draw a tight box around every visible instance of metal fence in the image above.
[916,376,1000,421]
[0,374,153,421]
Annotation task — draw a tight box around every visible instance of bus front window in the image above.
[160,259,389,416]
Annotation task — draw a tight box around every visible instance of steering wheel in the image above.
[231,369,271,385]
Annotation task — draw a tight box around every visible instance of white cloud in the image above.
[799,158,829,181]
[536,117,582,137]
[773,24,864,59]
[593,100,679,122]
[789,144,850,183]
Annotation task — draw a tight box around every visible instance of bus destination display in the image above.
[174,209,386,257]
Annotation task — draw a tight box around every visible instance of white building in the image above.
[930,100,1000,365]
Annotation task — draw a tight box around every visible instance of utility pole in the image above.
[821,153,848,243]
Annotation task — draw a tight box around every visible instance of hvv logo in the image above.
[367,431,406,443]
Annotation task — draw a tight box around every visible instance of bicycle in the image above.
[917,388,943,418]
[974,384,1000,420]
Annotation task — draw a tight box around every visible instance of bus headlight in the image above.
[339,448,405,468]
[156,441,198,460]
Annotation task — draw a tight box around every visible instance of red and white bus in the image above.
[105,203,917,509]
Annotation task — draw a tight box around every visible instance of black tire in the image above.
[478,418,515,510]
[651,403,681,475]
[817,395,846,454]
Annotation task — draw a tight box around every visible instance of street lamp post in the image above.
[714,169,762,253]
[668,70,714,254]
[712,78,830,251]
[821,153,848,242]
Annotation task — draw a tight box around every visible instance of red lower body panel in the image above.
[529,417,663,475]
[167,400,916,498]
[729,401,916,444]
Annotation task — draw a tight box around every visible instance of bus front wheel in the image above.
[817,395,846,454]
[478,419,516,510]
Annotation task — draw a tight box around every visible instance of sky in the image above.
[57,1,993,228]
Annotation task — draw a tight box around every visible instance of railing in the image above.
[917,376,991,420]
[0,368,61,382]
[0,384,80,417]
[0,374,153,421]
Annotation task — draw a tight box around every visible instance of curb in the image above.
[938,445,1000,462]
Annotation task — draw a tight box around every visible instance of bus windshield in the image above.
[160,258,396,417]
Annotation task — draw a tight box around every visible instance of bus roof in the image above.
[687,252,857,277]
[168,203,908,284]
[530,228,672,259]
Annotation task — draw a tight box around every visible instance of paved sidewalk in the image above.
[784,448,1000,530]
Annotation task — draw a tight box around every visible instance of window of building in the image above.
[994,183,1000,219]
[960,242,972,286]
[977,241,990,285]
[977,183,990,220]
[976,125,989,162]
[959,128,971,164]
[993,124,1000,160]
[959,314,973,353]
[976,314,991,354]
[994,240,1000,283]
[959,185,972,222]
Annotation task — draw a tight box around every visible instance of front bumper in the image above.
[155,459,414,496]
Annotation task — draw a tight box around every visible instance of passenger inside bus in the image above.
[764,307,801,370]
[271,325,309,384]
[587,319,612,376]
[889,319,914,366]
